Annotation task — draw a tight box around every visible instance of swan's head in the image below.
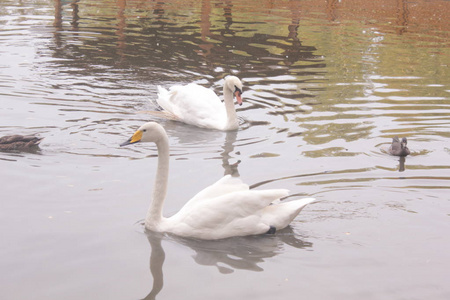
[225,76,243,106]
[120,122,166,146]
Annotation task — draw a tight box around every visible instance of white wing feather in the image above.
[156,84,227,130]
[168,186,291,239]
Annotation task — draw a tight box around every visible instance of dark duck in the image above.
[389,136,410,156]
[0,135,43,152]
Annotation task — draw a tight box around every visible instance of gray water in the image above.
[1,0,449,299]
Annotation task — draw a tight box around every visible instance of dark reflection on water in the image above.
[50,0,323,85]
[398,156,406,172]
[142,228,312,299]
[43,0,450,157]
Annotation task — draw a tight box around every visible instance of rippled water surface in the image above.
[1,0,449,299]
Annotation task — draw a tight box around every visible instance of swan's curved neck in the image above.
[145,132,170,229]
[223,85,238,130]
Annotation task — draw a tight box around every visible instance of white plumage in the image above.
[156,76,243,131]
[121,122,316,240]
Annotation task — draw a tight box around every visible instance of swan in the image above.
[121,122,316,240]
[389,136,410,156]
[0,135,42,151]
[155,76,243,131]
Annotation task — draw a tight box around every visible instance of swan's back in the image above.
[187,175,249,204]
[157,84,227,130]
[168,188,290,239]
[157,83,226,129]
[164,176,315,240]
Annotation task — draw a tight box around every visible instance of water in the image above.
[1,0,449,299]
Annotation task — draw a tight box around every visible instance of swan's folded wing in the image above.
[180,175,249,210]
[261,198,316,229]
[179,188,290,229]
[156,86,173,112]
[157,84,226,129]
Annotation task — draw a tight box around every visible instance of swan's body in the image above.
[156,76,243,131]
[121,122,315,240]
[389,136,410,156]
[0,135,42,151]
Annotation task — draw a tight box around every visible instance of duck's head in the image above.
[225,75,243,106]
[401,137,408,149]
[120,122,165,146]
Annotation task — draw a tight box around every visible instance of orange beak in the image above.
[235,91,243,106]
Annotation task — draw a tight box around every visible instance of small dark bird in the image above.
[0,135,43,152]
[389,136,410,156]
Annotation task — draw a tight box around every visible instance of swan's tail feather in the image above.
[157,85,169,98]
[293,197,317,206]
[141,86,179,121]
[156,86,172,112]
[262,197,316,230]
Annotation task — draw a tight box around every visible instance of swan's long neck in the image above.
[223,85,238,130]
[145,132,170,229]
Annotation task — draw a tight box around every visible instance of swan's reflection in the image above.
[161,121,223,145]
[141,228,312,299]
[176,226,312,273]
[143,120,241,176]
[221,130,240,177]
[141,232,165,300]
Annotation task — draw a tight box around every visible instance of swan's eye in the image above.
[143,129,147,132]
[234,86,242,95]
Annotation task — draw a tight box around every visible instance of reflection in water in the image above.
[141,232,165,300]
[50,0,321,84]
[398,156,406,172]
[395,0,410,35]
[181,227,312,273]
[326,0,339,22]
[48,0,450,151]
[142,228,312,298]
[160,121,224,145]
[221,130,240,176]
[137,119,241,176]
[116,0,126,63]
[53,0,79,33]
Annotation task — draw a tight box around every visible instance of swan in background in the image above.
[389,136,410,156]
[0,135,43,151]
[156,76,243,131]
[121,122,316,240]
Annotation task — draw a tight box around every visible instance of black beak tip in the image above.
[120,138,132,147]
